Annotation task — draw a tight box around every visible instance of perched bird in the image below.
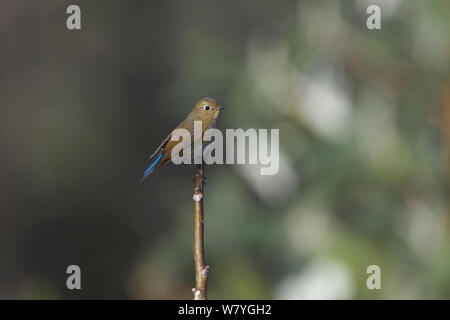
[140,97,225,180]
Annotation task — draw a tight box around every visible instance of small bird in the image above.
[140,97,225,180]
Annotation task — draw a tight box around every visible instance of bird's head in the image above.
[191,97,225,125]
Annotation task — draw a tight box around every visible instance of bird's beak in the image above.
[218,105,225,110]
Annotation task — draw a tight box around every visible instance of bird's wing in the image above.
[148,132,172,159]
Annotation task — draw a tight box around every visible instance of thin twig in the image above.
[192,163,208,300]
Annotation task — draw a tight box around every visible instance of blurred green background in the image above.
[0,0,449,299]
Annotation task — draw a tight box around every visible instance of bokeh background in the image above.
[0,0,449,299]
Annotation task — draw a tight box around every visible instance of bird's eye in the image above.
[204,105,210,111]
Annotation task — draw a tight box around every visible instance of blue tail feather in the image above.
[140,153,163,181]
